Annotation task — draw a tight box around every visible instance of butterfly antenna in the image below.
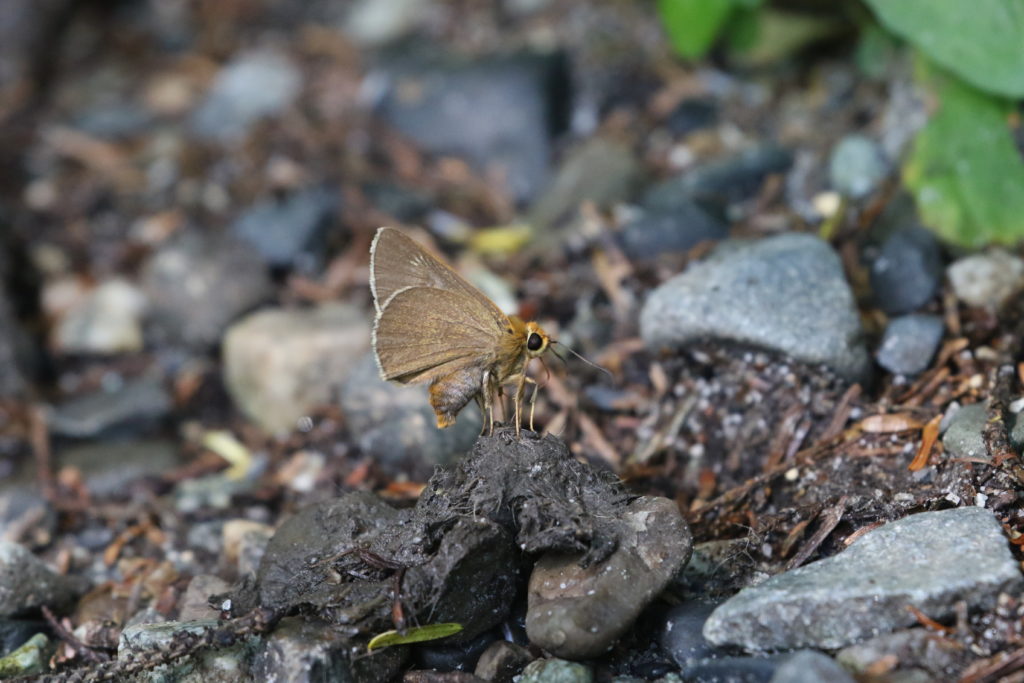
[551,341,612,378]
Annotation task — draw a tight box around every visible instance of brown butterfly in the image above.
[370,227,551,436]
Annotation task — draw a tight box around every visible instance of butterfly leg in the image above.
[525,376,539,432]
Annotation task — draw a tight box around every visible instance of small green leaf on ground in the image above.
[367,623,464,650]
[865,0,1024,97]
[904,59,1024,246]
[658,0,741,59]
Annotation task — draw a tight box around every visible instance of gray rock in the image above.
[339,353,479,479]
[52,279,147,354]
[870,227,943,315]
[770,650,854,683]
[190,49,302,141]
[223,303,369,434]
[836,629,962,677]
[118,619,256,682]
[474,640,532,683]
[376,49,569,203]
[231,187,339,271]
[526,496,692,659]
[644,145,792,214]
[180,575,231,621]
[73,103,153,140]
[142,231,272,348]
[518,658,593,683]
[876,314,944,376]
[251,616,406,683]
[640,233,869,382]
[0,542,84,617]
[660,600,725,669]
[828,135,887,199]
[619,203,727,260]
[941,403,989,461]
[0,632,46,678]
[702,507,1023,651]
[48,375,172,439]
[57,439,179,497]
[947,249,1024,309]
[528,137,642,229]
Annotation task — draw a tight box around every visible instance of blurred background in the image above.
[0,0,1023,677]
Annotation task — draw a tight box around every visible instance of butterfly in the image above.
[370,227,551,436]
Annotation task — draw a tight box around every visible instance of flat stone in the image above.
[876,314,944,376]
[526,496,692,659]
[941,403,989,462]
[682,655,780,683]
[48,375,171,440]
[640,233,869,382]
[702,507,1023,650]
[0,542,84,617]
[870,227,943,315]
[947,249,1024,309]
[223,304,369,434]
[190,49,302,142]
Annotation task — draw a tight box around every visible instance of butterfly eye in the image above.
[527,333,543,351]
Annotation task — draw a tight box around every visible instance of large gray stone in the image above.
[703,507,1022,651]
[640,233,869,382]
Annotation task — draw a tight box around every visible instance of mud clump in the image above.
[251,429,692,657]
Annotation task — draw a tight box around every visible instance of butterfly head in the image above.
[524,321,550,358]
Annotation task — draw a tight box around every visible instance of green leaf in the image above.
[904,59,1024,246]
[366,623,463,651]
[864,0,1024,97]
[658,0,739,59]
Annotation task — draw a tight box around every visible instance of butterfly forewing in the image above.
[373,286,506,384]
[370,227,501,316]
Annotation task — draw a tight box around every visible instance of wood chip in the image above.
[909,413,943,471]
[857,413,924,433]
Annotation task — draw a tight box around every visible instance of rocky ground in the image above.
[0,0,1023,681]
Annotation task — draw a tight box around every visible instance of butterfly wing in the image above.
[370,227,504,317]
[373,285,508,385]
